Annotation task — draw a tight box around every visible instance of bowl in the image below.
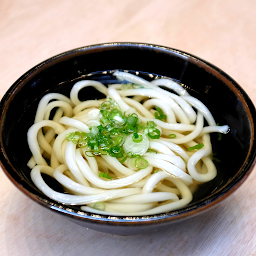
[0,42,256,236]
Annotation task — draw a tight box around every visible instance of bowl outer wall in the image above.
[0,42,256,235]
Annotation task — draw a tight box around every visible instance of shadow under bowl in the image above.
[0,42,256,235]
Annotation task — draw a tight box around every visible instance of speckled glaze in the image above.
[0,42,256,235]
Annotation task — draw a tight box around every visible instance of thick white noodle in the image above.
[182,96,216,126]
[149,141,176,155]
[31,165,141,205]
[108,192,179,204]
[118,89,190,124]
[142,171,175,193]
[59,116,90,133]
[28,120,66,165]
[153,87,197,123]
[81,151,99,175]
[122,97,154,118]
[101,155,136,176]
[53,165,105,195]
[125,175,151,188]
[95,156,124,178]
[65,141,90,186]
[187,134,217,182]
[70,80,107,105]
[44,101,73,120]
[103,203,156,213]
[28,72,229,216]
[155,140,190,161]
[52,128,78,164]
[158,112,204,144]
[81,175,192,216]
[73,99,105,115]
[144,157,193,185]
[107,85,130,112]
[151,78,190,96]
[199,125,230,136]
[34,93,74,123]
[76,149,153,189]
[113,71,154,88]
[114,72,196,123]
[142,117,195,131]
[143,98,176,123]
[144,153,186,171]
[155,182,180,195]
[27,108,64,168]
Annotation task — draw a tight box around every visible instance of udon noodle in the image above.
[27,71,229,216]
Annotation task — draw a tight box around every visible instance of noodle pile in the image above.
[27,71,229,216]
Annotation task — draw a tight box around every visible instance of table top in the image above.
[1,1,256,255]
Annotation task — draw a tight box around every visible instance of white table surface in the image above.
[1,1,256,255]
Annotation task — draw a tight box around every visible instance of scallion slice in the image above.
[99,172,113,180]
[188,143,204,151]
[154,106,167,121]
[133,133,143,143]
[93,202,106,211]
[135,157,148,169]
[66,99,161,160]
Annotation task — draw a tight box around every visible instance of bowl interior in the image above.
[0,43,255,231]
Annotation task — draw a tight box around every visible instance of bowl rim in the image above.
[1,42,256,226]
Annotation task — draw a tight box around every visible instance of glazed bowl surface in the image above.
[0,42,255,235]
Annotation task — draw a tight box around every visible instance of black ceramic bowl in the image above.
[1,42,256,235]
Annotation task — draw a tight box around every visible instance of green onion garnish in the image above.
[121,83,144,90]
[168,134,176,138]
[135,157,148,169]
[66,98,161,161]
[148,128,160,139]
[118,155,128,163]
[188,143,204,151]
[147,149,158,154]
[99,172,113,180]
[133,133,143,143]
[93,202,106,211]
[216,123,223,141]
[154,106,167,121]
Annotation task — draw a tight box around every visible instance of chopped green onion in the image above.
[118,155,128,163]
[121,83,144,90]
[129,153,141,158]
[99,172,113,180]
[66,99,161,161]
[147,121,157,128]
[93,202,106,211]
[109,109,124,123]
[133,133,143,143]
[127,113,138,126]
[154,106,167,121]
[211,153,221,162]
[85,151,97,157]
[216,123,223,141]
[132,84,144,89]
[148,129,160,139]
[121,83,130,90]
[109,145,124,158]
[154,169,159,173]
[135,157,148,169]
[147,149,158,154]
[168,134,176,138]
[114,136,124,146]
[188,143,204,151]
